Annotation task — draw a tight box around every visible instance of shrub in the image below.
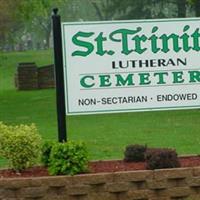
[41,140,55,167]
[124,144,147,162]
[0,122,42,171]
[145,148,180,170]
[48,141,89,175]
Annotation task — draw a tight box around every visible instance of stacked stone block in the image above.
[15,63,38,90]
[38,65,55,89]
[15,63,55,90]
[0,167,200,200]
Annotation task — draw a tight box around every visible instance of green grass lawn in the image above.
[0,50,200,168]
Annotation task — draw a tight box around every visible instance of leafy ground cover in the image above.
[0,50,200,167]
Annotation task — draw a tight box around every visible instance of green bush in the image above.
[48,141,89,175]
[124,144,147,162]
[41,140,55,167]
[145,148,180,170]
[0,122,42,171]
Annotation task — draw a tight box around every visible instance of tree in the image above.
[89,0,119,20]
[90,0,190,21]
[188,0,200,16]
[90,0,169,21]
[0,0,24,50]
[18,0,68,49]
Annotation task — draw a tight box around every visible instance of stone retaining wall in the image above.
[0,167,200,200]
[15,63,55,90]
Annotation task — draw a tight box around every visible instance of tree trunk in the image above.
[44,22,51,49]
[195,0,200,17]
[177,0,186,18]
[91,2,104,20]
[45,30,51,49]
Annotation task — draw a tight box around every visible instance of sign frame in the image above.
[62,17,200,115]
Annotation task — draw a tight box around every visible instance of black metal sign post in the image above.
[52,8,67,142]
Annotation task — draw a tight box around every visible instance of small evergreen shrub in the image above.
[48,141,89,175]
[145,148,180,170]
[124,144,147,162]
[0,122,42,171]
[41,140,55,167]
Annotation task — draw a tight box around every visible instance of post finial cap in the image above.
[53,8,58,15]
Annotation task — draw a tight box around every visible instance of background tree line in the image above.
[0,0,200,51]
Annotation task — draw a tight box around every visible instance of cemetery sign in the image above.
[62,18,200,115]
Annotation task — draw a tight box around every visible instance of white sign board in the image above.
[62,18,200,115]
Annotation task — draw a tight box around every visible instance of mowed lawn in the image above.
[0,50,200,167]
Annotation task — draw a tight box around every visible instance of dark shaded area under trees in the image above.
[1,0,200,52]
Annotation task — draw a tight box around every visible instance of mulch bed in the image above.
[0,155,200,178]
